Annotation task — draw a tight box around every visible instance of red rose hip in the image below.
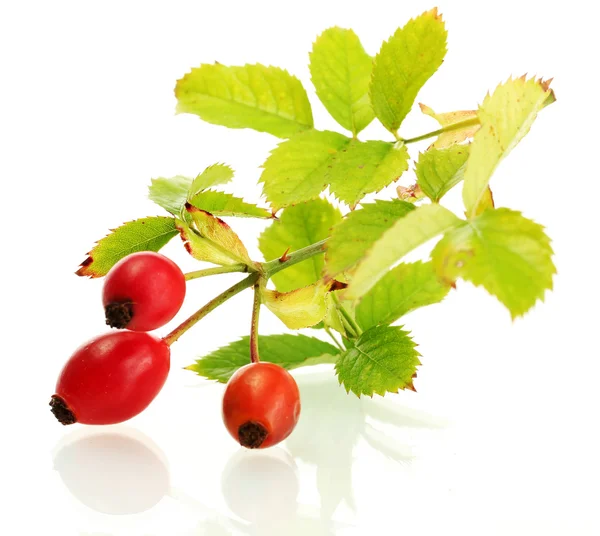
[50,331,170,425]
[103,251,186,331]
[222,362,301,449]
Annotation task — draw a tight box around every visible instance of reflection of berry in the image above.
[53,430,169,514]
[103,252,186,331]
[50,331,170,425]
[222,363,301,449]
[222,448,299,523]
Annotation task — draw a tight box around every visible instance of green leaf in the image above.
[309,27,374,135]
[149,165,267,219]
[177,221,240,266]
[187,334,340,383]
[463,77,554,217]
[416,145,470,202]
[431,208,555,318]
[261,281,329,329]
[175,63,313,138]
[370,8,447,133]
[185,205,252,265]
[345,204,461,300]
[356,261,450,330]
[324,199,415,279]
[148,175,192,216]
[76,217,178,278]
[148,165,234,216]
[259,198,342,292]
[189,190,271,219]
[419,103,479,149]
[260,130,409,209]
[336,325,420,397]
[188,163,234,196]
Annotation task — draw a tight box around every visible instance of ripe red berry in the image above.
[50,331,170,425]
[222,362,301,449]
[103,251,186,331]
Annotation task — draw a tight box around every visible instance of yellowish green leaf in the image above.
[188,164,234,196]
[463,76,554,217]
[324,200,416,279]
[416,145,470,202]
[345,204,461,300]
[431,208,555,318]
[188,190,271,218]
[370,9,447,133]
[178,205,252,266]
[262,281,330,329]
[175,63,313,138]
[472,186,495,216]
[309,27,374,135]
[356,261,450,330]
[260,130,409,209]
[259,198,342,292]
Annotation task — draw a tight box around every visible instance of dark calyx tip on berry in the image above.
[238,421,268,449]
[105,301,134,329]
[49,395,76,425]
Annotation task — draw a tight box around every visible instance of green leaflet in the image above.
[149,164,268,219]
[149,164,234,215]
[309,27,374,135]
[188,163,234,195]
[431,208,555,318]
[345,204,461,300]
[184,205,252,266]
[370,8,447,133]
[462,77,554,217]
[76,217,178,278]
[148,175,192,216]
[261,281,329,329]
[324,199,415,279]
[175,63,313,138]
[336,325,421,397]
[186,334,340,383]
[188,190,271,219]
[356,261,450,330]
[259,198,342,292]
[259,130,409,210]
[416,145,470,202]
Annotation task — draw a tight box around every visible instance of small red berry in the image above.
[222,362,301,449]
[103,251,186,331]
[50,331,170,425]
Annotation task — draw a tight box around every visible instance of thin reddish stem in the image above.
[163,273,259,346]
[250,283,261,363]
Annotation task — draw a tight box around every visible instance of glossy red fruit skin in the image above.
[102,251,186,331]
[222,363,301,449]
[53,331,170,425]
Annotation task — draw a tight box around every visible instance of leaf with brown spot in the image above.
[180,204,253,266]
[397,183,426,203]
[76,217,179,278]
[419,103,480,149]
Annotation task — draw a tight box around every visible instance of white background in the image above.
[1,1,599,534]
